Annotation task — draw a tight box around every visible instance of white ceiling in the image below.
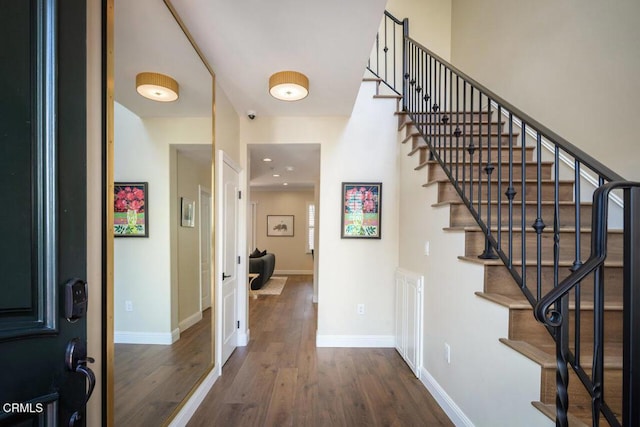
[115,0,387,188]
[249,144,320,190]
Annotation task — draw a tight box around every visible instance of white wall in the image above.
[114,102,211,342]
[240,81,399,346]
[398,131,551,426]
[176,152,211,329]
[450,0,640,181]
[250,189,314,273]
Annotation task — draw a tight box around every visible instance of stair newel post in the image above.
[623,186,640,427]
[555,294,571,427]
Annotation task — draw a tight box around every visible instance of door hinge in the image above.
[238,190,242,200]
[238,256,241,264]
[237,320,240,329]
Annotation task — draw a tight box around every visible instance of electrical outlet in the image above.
[357,303,365,315]
[444,342,451,364]
[125,300,133,312]
[424,241,430,256]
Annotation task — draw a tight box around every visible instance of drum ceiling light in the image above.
[136,72,179,102]
[269,71,309,101]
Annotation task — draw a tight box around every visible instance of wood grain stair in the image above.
[398,109,624,425]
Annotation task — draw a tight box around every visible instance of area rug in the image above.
[253,276,287,296]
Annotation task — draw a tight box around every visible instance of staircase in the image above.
[395,107,624,425]
[368,10,640,427]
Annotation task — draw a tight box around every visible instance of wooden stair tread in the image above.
[373,94,402,99]
[457,255,623,268]
[476,292,623,311]
[424,159,553,167]
[499,339,623,369]
[362,77,383,82]
[428,177,574,185]
[531,402,590,427]
[432,200,592,207]
[444,225,622,233]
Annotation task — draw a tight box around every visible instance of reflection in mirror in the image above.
[112,0,213,425]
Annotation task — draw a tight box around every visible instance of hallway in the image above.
[188,275,452,426]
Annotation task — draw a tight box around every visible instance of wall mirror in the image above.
[110,0,214,425]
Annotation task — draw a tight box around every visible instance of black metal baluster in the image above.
[462,82,467,198]
[480,96,497,259]
[478,92,483,220]
[436,62,442,159]
[507,113,515,267]
[383,17,388,84]
[468,87,475,206]
[572,160,582,364]
[455,75,460,183]
[533,132,546,301]
[443,65,448,169]
[521,122,527,291]
[555,294,571,427]
[593,262,604,427]
[392,17,397,92]
[448,68,453,174]
[497,105,503,249]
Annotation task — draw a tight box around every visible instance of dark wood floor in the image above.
[188,275,452,427]
[114,308,212,426]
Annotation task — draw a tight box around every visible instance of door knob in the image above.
[65,338,96,425]
[222,272,231,280]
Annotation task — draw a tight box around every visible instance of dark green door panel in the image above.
[0,0,89,425]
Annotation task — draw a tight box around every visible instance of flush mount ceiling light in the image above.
[269,71,309,101]
[136,72,179,102]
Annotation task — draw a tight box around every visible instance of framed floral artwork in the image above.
[114,182,148,237]
[341,182,382,239]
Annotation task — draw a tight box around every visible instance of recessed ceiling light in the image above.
[273,174,280,177]
[283,182,289,186]
[285,166,294,172]
[263,158,272,162]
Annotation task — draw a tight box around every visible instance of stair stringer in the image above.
[397,128,553,427]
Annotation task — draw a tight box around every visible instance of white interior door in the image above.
[200,187,212,310]
[221,157,240,365]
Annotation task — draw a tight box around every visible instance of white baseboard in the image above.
[238,328,250,346]
[179,311,203,333]
[273,269,313,275]
[316,334,395,348]
[114,328,180,345]
[167,367,220,427]
[420,367,474,427]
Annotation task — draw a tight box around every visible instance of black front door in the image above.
[0,0,90,425]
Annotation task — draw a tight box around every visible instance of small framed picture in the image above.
[181,197,196,227]
[114,182,148,237]
[267,215,294,237]
[341,182,382,239]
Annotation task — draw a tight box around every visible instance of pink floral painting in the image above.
[114,182,148,237]
[342,183,381,238]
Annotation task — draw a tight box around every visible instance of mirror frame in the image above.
[105,0,217,424]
